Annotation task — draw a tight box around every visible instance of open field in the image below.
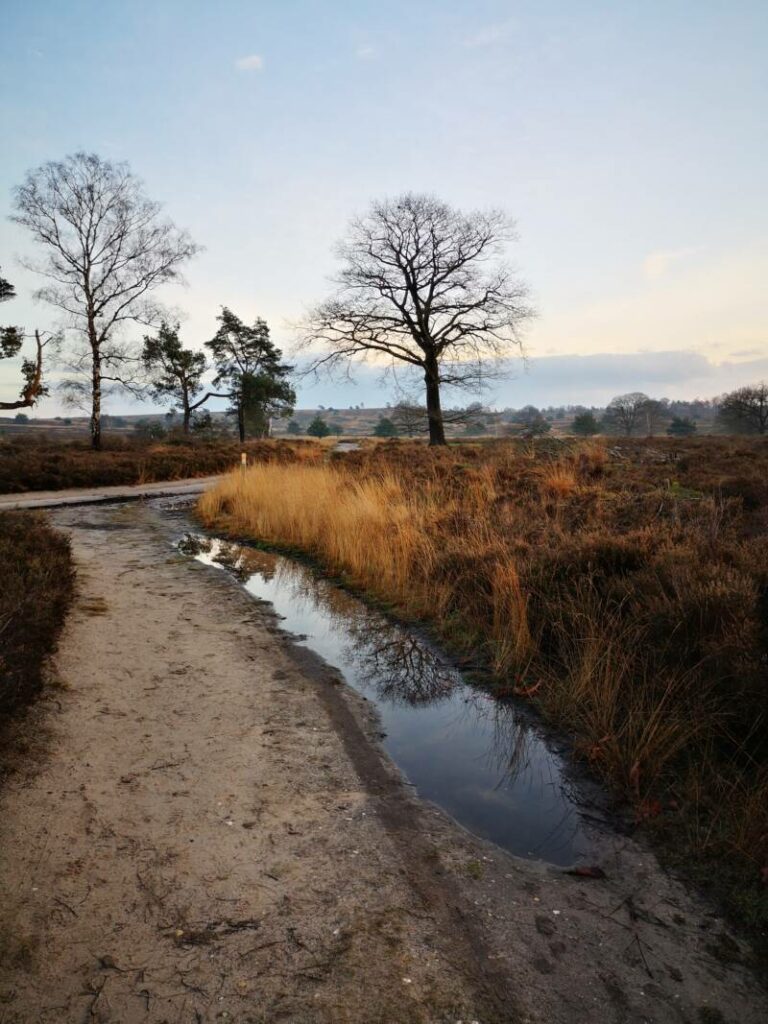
[0,437,323,494]
[199,436,768,939]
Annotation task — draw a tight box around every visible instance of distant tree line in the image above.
[273,383,767,440]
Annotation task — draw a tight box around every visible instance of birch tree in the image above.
[12,153,199,448]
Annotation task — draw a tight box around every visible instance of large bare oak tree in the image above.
[605,392,650,436]
[300,193,532,445]
[12,152,199,448]
[718,383,768,435]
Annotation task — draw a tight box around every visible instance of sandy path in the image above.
[0,476,222,511]
[0,500,765,1023]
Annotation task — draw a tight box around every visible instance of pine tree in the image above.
[206,308,295,441]
[142,323,210,434]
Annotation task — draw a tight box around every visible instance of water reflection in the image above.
[183,534,595,866]
[343,617,460,706]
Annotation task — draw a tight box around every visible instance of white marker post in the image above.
[240,452,247,475]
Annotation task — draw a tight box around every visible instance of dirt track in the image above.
[0,500,765,1023]
[0,476,222,511]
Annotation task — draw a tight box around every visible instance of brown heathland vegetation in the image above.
[0,512,74,713]
[198,436,768,937]
[0,436,322,493]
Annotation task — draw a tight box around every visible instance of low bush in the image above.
[0,512,75,713]
[0,437,323,493]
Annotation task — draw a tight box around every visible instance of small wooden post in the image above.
[240,452,247,475]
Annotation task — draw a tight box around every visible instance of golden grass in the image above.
[202,463,448,614]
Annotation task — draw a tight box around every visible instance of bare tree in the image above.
[717,383,768,435]
[640,397,668,437]
[300,193,532,445]
[391,397,488,437]
[392,400,428,436]
[606,392,650,436]
[0,266,53,411]
[12,153,200,449]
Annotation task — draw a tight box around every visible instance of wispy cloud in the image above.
[355,44,376,61]
[643,247,699,280]
[464,20,515,48]
[235,54,264,72]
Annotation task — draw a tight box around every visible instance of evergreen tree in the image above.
[571,411,600,436]
[240,370,296,438]
[142,322,210,434]
[666,416,697,437]
[206,308,295,441]
[307,415,330,438]
[374,417,398,437]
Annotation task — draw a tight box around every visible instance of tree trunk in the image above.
[182,397,191,435]
[87,307,102,450]
[91,351,102,451]
[0,331,46,411]
[424,358,446,446]
[237,401,246,443]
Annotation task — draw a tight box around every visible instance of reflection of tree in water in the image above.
[187,538,524,767]
[178,533,209,557]
[480,698,579,854]
[483,697,534,789]
[180,534,280,583]
[252,556,461,707]
[342,615,461,706]
[227,544,279,583]
[182,533,585,859]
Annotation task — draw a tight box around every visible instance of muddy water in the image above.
[183,535,597,866]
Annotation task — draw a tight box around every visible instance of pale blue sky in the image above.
[1,0,766,412]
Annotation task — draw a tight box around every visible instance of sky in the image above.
[1,0,766,414]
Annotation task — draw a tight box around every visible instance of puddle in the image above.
[181,534,599,866]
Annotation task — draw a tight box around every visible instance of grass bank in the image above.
[0,437,323,494]
[0,512,75,715]
[198,437,768,938]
